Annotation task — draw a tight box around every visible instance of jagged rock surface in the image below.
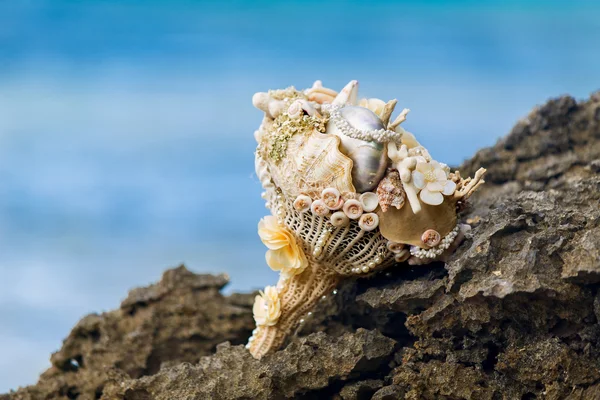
[3,91,600,399]
[1,267,255,400]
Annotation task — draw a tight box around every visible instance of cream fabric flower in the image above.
[359,98,386,117]
[258,215,308,277]
[253,286,281,326]
[411,161,456,205]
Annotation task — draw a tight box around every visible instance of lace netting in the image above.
[278,196,393,276]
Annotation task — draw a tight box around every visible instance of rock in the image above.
[103,329,395,400]
[3,91,600,400]
[2,266,255,400]
[339,379,384,400]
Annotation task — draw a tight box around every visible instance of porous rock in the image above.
[3,90,600,399]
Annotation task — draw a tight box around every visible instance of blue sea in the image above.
[0,0,599,392]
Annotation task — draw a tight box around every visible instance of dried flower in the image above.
[411,160,457,206]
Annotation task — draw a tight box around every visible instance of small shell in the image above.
[343,199,363,220]
[376,169,406,212]
[332,80,359,106]
[386,241,404,253]
[330,211,350,227]
[311,199,330,217]
[287,100,303,119]
[328,197,344,210]
[394,249,410,262]
[421,229,441,247]
[322,188,341,209]
[306,80,338,104]
[358,213,379,231]
[360,192,379,212]
[293,195,312,213]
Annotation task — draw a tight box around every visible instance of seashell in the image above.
[359,192,379,212]
[343,199,363,220]
[359,213,379,231]
[394,249,410,262]
[306,81,338,104]
[321,188,341,209]
[421,229,441,247]
[288,99,320,118]
[298,99,319,117]
[332,80,359,106]
[376,169,406,212]
[308,92,335,104]
[359,98,386,116]
[267,130,356,200]
[327,197,344,210]
[330,211,350,227]
[386,241,404,253]
[287,100,304,119]
[327,106,389,192]
[311,199,330,217]
[293,195,312,213]
[249,81,488,360]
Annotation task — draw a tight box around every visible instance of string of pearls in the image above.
[313,223,335,258]
[323,104,402,143]
[351,246,388,274]
[410,225,460,259]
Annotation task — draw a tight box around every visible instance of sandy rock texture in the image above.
[3,91,600,399]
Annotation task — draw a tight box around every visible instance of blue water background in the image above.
[0,0,599,391]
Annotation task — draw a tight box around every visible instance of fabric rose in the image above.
[411,160,457,206]
[258,215,308,277]
[253,286,281,326]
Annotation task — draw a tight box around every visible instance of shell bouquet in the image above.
[249,80,486,358]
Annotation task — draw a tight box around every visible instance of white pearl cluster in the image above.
[410,225,460,259]
[350,247,387,274]
[324,104,402,143]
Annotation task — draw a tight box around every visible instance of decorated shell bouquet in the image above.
[249,80,486,359]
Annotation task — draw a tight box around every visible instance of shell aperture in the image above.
[327,106,388,192]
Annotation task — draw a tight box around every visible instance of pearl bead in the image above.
[362,266,370,273]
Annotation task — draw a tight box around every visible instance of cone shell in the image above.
[377,169,406,212]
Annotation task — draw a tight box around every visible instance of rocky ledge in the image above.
[3,92,600,400]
